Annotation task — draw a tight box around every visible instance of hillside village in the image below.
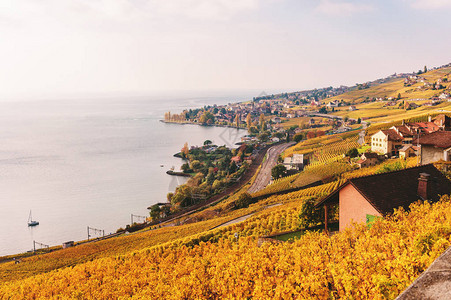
[1,65,451,299]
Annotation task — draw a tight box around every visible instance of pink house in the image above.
[316,164,451,232]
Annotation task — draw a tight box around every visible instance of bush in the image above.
[346,148,359,158]
[235,193,252,209]
[293,133,304,143]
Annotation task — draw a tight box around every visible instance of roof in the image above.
[381,129,403,141]
[316,164,451,215]
[433,114,451,128]
[362,152,378,159]
[406,122,440,134]
[399,144,414,152]
[394,125,414,137]
[416,131,451,148]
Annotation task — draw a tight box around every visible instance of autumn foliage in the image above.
[1,196,450,299]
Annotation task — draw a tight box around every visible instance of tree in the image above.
[249,126,258,134]
[424,65,428,73]
[199,111,215,125]
[259,114,265,131]
[191,160,203,172]
[319,106,327,114]
[346,148,359,158]
[235,192,252,209]
[258,132,269,142]
[203,140,212,146]
[275,132,285,139]
[181,142,189,158]
[357,117,361,124]
[298,198,324,228]
[228,161,237,174]
[293,132,304,143]
[397,93,401,100]
[206,170,215,185]
[246,114,252,130]
[271,164,287,180]
[234,114,240,127]
[181,163,191,173]
[149,204,161,221]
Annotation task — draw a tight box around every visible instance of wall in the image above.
[421,146,445,165]
[371,131,388,154]
[339,184,381,231]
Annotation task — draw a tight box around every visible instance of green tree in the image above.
[293,132,304,143]
[274,132,284,139]
[191,160,203,172]
[346,148,359,158]
[298,198,324,228]
[181,163,191,173]
[271,164,287,180]
[249,126,258,134]
[397,93,401,100]
[203,140,212,146]
[258,132,269,142]
[357,117,361,124]
[229,161,237,174]
[235,192,252,209]
[149,204,161,221]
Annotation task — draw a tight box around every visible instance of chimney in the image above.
[418,173,430,200]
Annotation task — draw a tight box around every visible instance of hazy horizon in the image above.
[1,0,451,99]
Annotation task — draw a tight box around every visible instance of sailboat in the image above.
[28,210,39,227]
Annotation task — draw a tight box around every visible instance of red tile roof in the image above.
[316,164,451,215]
[416,131,451,148]
[381,129,403,141]
[406,122,440,134]
[394,125,414,137]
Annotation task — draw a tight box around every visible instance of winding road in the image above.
[247,142,295,194]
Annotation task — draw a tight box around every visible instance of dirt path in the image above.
[213,203,282,229]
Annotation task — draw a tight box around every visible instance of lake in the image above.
[0,93,249,256]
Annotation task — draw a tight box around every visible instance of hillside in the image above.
[325,67,451,104]
[1,66,451,299]
[1,196,450,299]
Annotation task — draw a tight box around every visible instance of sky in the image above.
[0,0,451,99]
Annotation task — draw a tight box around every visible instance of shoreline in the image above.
[160,119,247,130]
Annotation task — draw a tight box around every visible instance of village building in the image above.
[326,100,340,108]
[356,152,380,168]
[272,117,281,124]
[371,115,447,156]
[371,129,403,156]
[283,154,304,171]
[231,156,242,165]
[416,131,451,165]
[432,114,451,131]
[316,164,451,232]
[399,145,418,159]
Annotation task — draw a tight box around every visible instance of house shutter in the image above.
[366,214,379,227]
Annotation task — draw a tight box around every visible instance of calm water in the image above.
[0,94,249,256]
